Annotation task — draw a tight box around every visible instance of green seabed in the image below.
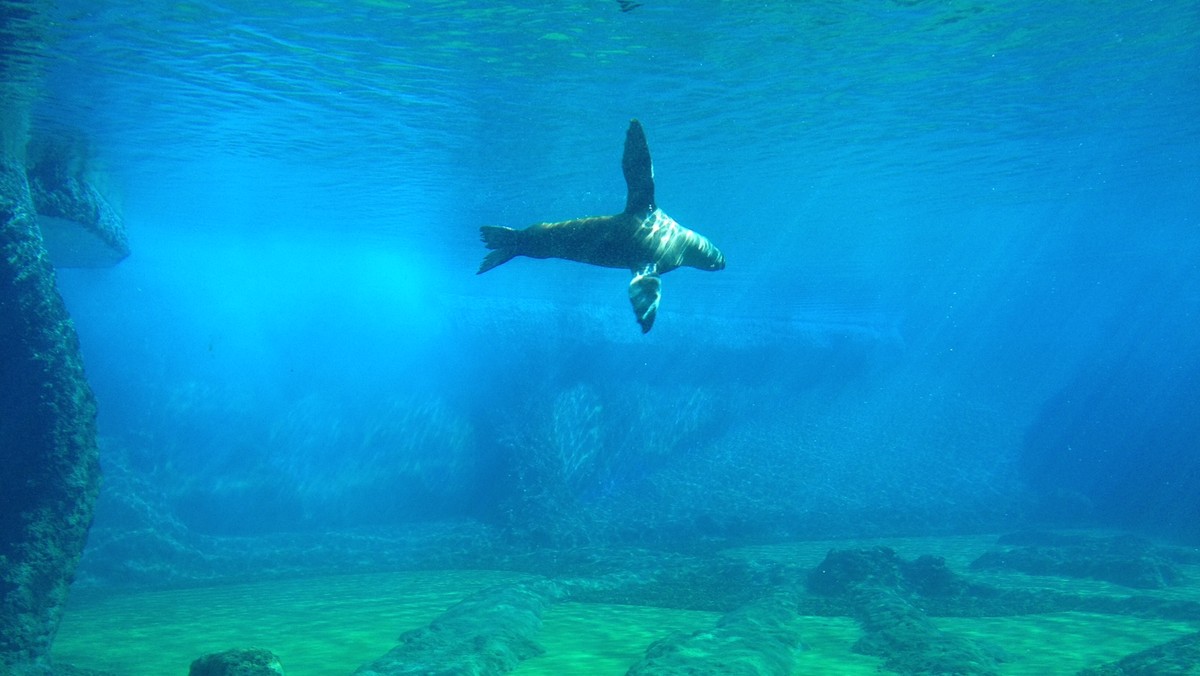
[53,570,723,675]
[53,535,1200,675]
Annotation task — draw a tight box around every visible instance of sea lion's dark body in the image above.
[508,215,645,269]
[494,210,718,273]
[477,120,725,332]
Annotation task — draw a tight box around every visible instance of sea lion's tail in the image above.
[477,225,520,274]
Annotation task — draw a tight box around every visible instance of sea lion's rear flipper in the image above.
[622,119,656,214]
[477,225,520,274]
[629,267,662,333]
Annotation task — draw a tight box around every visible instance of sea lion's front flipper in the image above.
[629,267,662,333]
[622,119,656,214]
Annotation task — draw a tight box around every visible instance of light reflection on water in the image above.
[9,0,1199,330]
[24,1,1196,223]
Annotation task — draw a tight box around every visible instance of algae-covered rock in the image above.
[626,595,803,675]
[1078,630,1200,675]
[807,547,1007,675]
[1,155,101,670]
[807,546,970,599]
[353,580,561,675]
[971,532,1187,589]
[851,587,1007,676]
[25,137,128,268]
[188,648,285,676]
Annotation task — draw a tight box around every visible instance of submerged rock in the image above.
[806,546,970,599]
[626,595,803,675]
[850,587,1006,676]
[353,579,562,676]
[26,137,129,268]
[0,156,102,670]
[807,547,1007,675]
[188,648,285,676]
[1078,630,1200,675]
[971,532,1187,589]
[559,548,803,613]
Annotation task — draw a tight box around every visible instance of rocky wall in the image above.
[0,155,101,672]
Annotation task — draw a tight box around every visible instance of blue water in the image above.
[19,0,1200,546]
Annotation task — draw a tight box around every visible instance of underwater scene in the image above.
[2,0,1199,674]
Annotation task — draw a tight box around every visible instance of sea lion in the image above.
[477,119,725,333]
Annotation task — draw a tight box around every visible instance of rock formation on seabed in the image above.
[1,153,102,675]
[1,7,109,665]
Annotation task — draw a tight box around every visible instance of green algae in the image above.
[515,602,720,674]
[54,570,534,675]
[941,613,1197,674]
[53,563,1200,675]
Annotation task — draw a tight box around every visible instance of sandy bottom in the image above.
[53,536,1199,674]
